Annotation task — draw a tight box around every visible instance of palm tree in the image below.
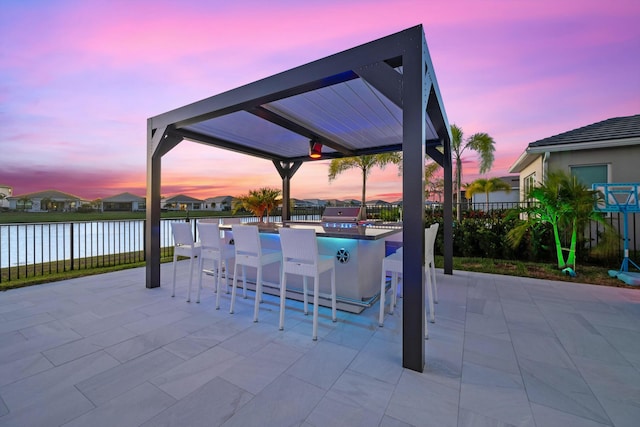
[507,170,605,271]
[328,153,402,209]
[451,124,496,220]
[232,187,281,223]
[424,160,442,200]
[465,177,512,211]
[555,172,603,269]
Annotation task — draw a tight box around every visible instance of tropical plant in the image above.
[451,124,496,220]
[507,170,606,272]
[557,173,607,268]
[232,187,282,223]
[328,153,402,207]
[427,178,444,202]
[423,160,441,199]
[465,177,512,211]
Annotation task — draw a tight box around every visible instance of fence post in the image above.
[70,222,74,271]
[143,219,146,261]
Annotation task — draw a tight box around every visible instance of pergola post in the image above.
[145,124,182,288]
[273,160,302,221]
[401,33,428,372]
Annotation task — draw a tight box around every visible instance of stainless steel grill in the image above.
[321,207,363,227]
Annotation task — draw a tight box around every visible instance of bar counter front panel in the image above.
[219,223,401,312]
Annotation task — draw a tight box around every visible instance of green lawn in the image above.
[437,256,629,288]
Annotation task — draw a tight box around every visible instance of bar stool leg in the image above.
[279,271,287,331]
[312,278,319,341]
[171,252,178,298]
[253,267,262,322]
[302,276,309,315]
[379,269,386,327]
[331,268,337,322]
[230,263,239,314]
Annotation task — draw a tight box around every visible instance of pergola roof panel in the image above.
[181,75,406,160]
[184,111,316,159]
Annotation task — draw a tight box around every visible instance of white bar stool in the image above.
[229,224,282,323]
[170,222,201,301]
[426,222,439,304]
[378,248,430,339]
[196,222,235,307]
[279,227,336,340]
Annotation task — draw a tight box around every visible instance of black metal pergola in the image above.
[145,25,452,372]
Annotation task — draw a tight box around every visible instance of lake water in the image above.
[0,220,147,269]
[0,215,319,269]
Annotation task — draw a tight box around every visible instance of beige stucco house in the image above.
[509,114,640,198]
[101,192,146,212]
[0,184,12,209]
[6,190,87,212]
[510,114,640,256]
[467,175,520,209]
[203,195,233,211]
[163,194,203,211]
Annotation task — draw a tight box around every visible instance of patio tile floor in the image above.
[0,262,639,426]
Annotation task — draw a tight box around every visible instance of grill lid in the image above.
[322,207,362,222]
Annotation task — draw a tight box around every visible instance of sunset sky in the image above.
[2,0,639,202]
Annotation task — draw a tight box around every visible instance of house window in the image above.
[523,172,536,198]
[571,164,608,188]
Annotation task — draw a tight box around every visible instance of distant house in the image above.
[367,199,391,206]
[163,194,203,211]
[0,184,12,209]
[467,176,520,209]
[509,115,640,199]
[203,196,233,211]
[101,192,146,212]
[6,190,87,212]
[293,199,326,208]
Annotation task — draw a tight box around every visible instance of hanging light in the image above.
[309,138,323,159]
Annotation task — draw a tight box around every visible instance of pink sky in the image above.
[1,0,639,202]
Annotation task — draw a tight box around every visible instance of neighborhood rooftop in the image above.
[528,114,640,148]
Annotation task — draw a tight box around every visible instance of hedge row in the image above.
[426,210,559,263]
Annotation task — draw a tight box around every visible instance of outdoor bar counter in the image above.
[220,222,402,312]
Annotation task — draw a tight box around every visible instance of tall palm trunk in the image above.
[566,218,578,268]
[551,222,567,269]
[361,166,367,207]
[455,157,462,221]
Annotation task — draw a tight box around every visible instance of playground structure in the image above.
[593,183,640,285]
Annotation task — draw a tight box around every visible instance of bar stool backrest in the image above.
[425,223,439,262]
[231,224,261,258]
[172,222,195,248]
[197,222,223,250]
[279,227,319,277]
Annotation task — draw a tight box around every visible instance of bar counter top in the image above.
[220,222,401,240]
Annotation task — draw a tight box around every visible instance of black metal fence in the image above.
[1,203,638,284]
